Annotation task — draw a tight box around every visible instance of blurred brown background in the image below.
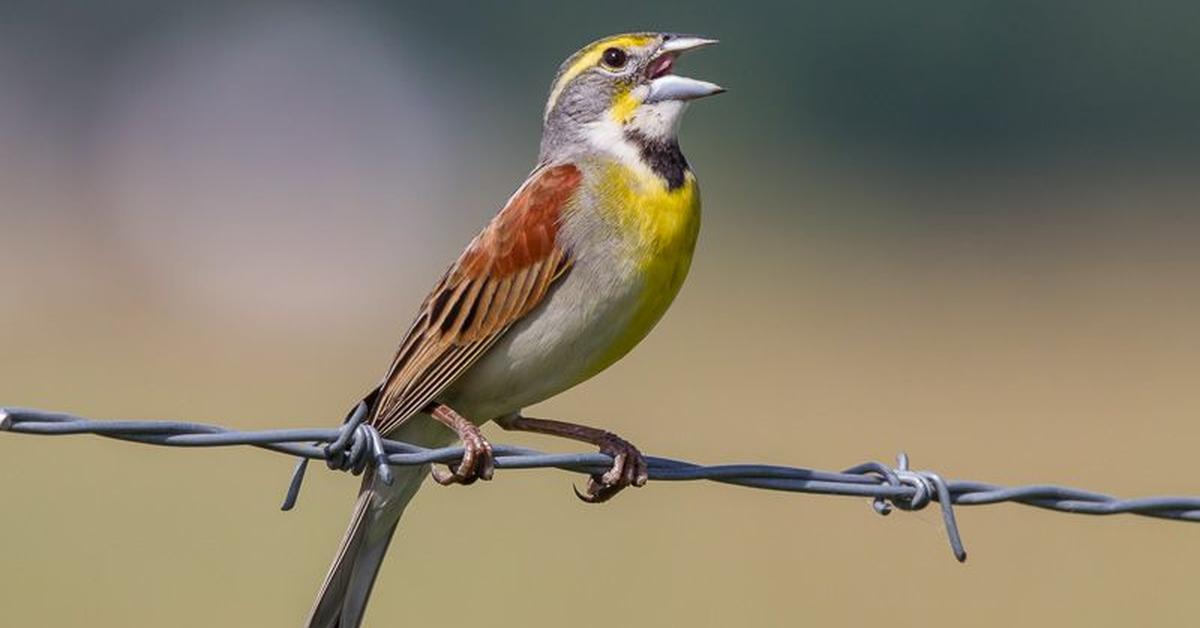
[2,2,1198,626]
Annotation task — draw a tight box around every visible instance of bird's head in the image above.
[540,32,722,162]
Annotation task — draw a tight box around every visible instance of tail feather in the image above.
[306,489,375,628]
[305,465,427,628]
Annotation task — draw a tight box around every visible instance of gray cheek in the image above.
[540,74,620,160]
[563,75,614,120]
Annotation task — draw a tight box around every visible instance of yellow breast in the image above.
[586,162,702,375]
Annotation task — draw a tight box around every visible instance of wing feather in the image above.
[369,163,582,435]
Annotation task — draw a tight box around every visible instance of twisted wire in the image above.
[5,406,1200,563]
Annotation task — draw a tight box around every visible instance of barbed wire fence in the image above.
[4,405,1199,563]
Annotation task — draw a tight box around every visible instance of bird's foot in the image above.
[574,432,649,504]
[429,404,494,485]
[494,415,649,503]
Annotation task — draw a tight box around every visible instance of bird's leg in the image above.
[495,415,648,503]
[427,403,494,485]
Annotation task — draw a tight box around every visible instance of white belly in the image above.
[436,252,643,422]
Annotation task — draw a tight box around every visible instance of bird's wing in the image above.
[368,163,582,436]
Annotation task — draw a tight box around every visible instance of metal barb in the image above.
[281,457,308,511]
[4,406,1200,563]
[867,453,968,562]
[284,400,394,509]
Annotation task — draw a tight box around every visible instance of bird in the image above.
[307,32,723,627]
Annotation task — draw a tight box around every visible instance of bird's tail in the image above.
[305,462,428,628]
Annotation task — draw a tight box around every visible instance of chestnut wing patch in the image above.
[370,163,581,435]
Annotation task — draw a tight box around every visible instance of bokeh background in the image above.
[2,2,1198,626]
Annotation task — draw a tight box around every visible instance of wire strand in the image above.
[5,405,1200,562]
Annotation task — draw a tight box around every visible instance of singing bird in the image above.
[308,32,723,627]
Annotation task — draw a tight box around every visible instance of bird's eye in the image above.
[601,47,628,70]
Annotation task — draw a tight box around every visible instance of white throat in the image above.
[583,96,687,177]
[627,99,687,142]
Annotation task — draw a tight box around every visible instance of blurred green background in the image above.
[2,1,1198,626]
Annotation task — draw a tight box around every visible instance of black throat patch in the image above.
[625,130,689,190]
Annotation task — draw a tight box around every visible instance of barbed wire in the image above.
[4,405,1199,563]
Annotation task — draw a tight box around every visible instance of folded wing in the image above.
[370,163,582,435]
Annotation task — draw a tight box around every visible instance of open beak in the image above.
[644,35,724,104]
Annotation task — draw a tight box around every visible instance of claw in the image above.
[426,404,494,487]
[601,451,627,486]
[431,464,456,485]
[572,435,646,504]
[573,479,619,504]
[479,441,495,481]
[634,457,649,487]
[459,444,477,479]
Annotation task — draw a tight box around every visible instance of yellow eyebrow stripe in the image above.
[544,34,655,119]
